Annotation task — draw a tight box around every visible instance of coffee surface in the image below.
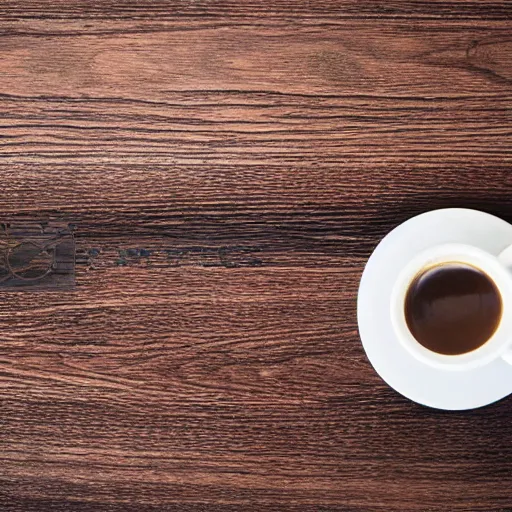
[404,263,502,355]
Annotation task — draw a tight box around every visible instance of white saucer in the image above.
[357,208,512,410]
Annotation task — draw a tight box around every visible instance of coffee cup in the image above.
[390,243,512,371]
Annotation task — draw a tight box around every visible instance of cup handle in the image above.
[497,244,512,366]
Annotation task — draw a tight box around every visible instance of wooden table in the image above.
[1,1,511,510]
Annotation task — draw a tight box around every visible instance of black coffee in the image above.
[404,263,502,355]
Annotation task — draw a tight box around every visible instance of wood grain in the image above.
[0,1,511,511]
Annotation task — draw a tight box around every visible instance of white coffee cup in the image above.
[390,243,512,371]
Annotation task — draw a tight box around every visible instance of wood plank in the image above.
[0,1,511,510]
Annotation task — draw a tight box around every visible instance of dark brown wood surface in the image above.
[1,1,511,510]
